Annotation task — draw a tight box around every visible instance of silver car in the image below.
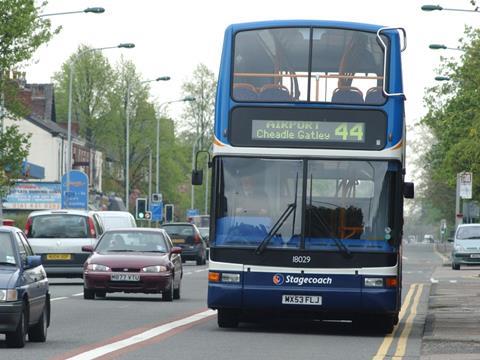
[451,224,480,270]
[25,210,102,277]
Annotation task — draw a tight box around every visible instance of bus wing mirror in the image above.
[192,169,203,186]
[403,182,414,199]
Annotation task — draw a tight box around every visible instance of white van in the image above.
[92,211,137,231]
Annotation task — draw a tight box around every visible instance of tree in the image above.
[419,27,480,223]
[180,64,217,213]
[0,0,58,192]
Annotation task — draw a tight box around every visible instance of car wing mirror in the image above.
[192,169,203,186]
[82,245,94,252]
[25,255,42,269]
[404,182,414,199]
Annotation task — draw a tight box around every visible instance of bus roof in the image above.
[226,20,386,33]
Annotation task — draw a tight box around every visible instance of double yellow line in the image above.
[372,283,424,360]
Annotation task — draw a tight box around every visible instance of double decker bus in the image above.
[204,20,413,333]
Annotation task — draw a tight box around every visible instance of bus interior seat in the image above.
[331,87,364,104]
[232,83,258,101]
[365,87,385,104]
[257,84,292,101]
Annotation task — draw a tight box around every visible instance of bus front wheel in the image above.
[217,309,239,328]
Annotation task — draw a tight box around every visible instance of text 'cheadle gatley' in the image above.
[252,120,331,141]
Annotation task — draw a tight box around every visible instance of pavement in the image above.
[421,243,480,359]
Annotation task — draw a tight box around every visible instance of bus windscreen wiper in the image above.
[256,173,299,255]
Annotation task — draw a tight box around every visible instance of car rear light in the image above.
[87,217,96,238]
[24,217,32,237]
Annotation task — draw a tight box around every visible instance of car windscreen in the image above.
[96,231,168,252]
[0,233,16,265]
[30,214,88,238]
[457,226,480,240]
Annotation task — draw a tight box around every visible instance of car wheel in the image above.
[96,290,107,298]
[6,302,28,348]
[29,302,48,342]
[196,255,203,266]
[162,278,174,302]
[84,287,95,300]
[452,263,461,270]
[217,309,239,328]
[173,280,181,300]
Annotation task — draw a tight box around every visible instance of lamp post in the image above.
[124,76,170,213]
[429,44,464,51]
[38,7,105,17]
[421,4,480,13]
[66,43,134,207]
[156,96,196,197]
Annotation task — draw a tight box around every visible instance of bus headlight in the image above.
[364,278,383,287]
[222,273,241,283]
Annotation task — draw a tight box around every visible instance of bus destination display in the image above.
[251,120,365,143]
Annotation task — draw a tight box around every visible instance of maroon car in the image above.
[82,228,182,301]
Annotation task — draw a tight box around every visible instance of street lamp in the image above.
[38,7,105,17]
[421,4,480,13]
[125,76,171,212]
[156,97,196,195]
[429,44,464,51]
[66,43,134,207]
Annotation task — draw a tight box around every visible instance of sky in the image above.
[25,0,478,181]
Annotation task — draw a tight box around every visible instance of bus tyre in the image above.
[452,263,460,270]
[218,309,239,328]
[373,315,395,334]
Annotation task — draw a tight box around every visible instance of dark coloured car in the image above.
[0,226,50,348]
[82,229,182,301]
[160,223,207,265]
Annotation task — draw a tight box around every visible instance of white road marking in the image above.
[184,272,193,275]
[430,277,439,283]
[195,269,207,273]
[65,309,216,360]
[449,280,457,283]
[72,292,84,296]
[51,296,68,302]
[402,256,408,261]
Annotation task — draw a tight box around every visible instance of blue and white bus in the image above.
[202,20,413,333]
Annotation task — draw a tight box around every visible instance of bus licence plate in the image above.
[111,274,140,282]
[282,295,322,305]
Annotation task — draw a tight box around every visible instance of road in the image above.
[1,245,445,360]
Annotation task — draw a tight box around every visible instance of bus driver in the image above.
[234,173,269,216]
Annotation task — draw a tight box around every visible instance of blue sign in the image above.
[186,209,200,218]
[4,182,61,210]
[61,170,89,209]
[151,202,163,221]
[21,161,45,179]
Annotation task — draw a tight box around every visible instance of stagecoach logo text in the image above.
[273,273,333,286]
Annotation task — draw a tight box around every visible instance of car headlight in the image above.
[454,245,466,251]
[86,264,111,272]
[0,289,18,302]
[142,265,168,273]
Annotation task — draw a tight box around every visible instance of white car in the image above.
[92,211,137,231]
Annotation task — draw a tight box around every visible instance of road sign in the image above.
[186,209,199,218]
[151,193,163,203]
[459,172,473,199]
[61,170,89,209]
[151,203,163,221]
[144,211,152,220]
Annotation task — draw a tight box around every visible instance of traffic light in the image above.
[165,204,174,222]
[135,198,147,220]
